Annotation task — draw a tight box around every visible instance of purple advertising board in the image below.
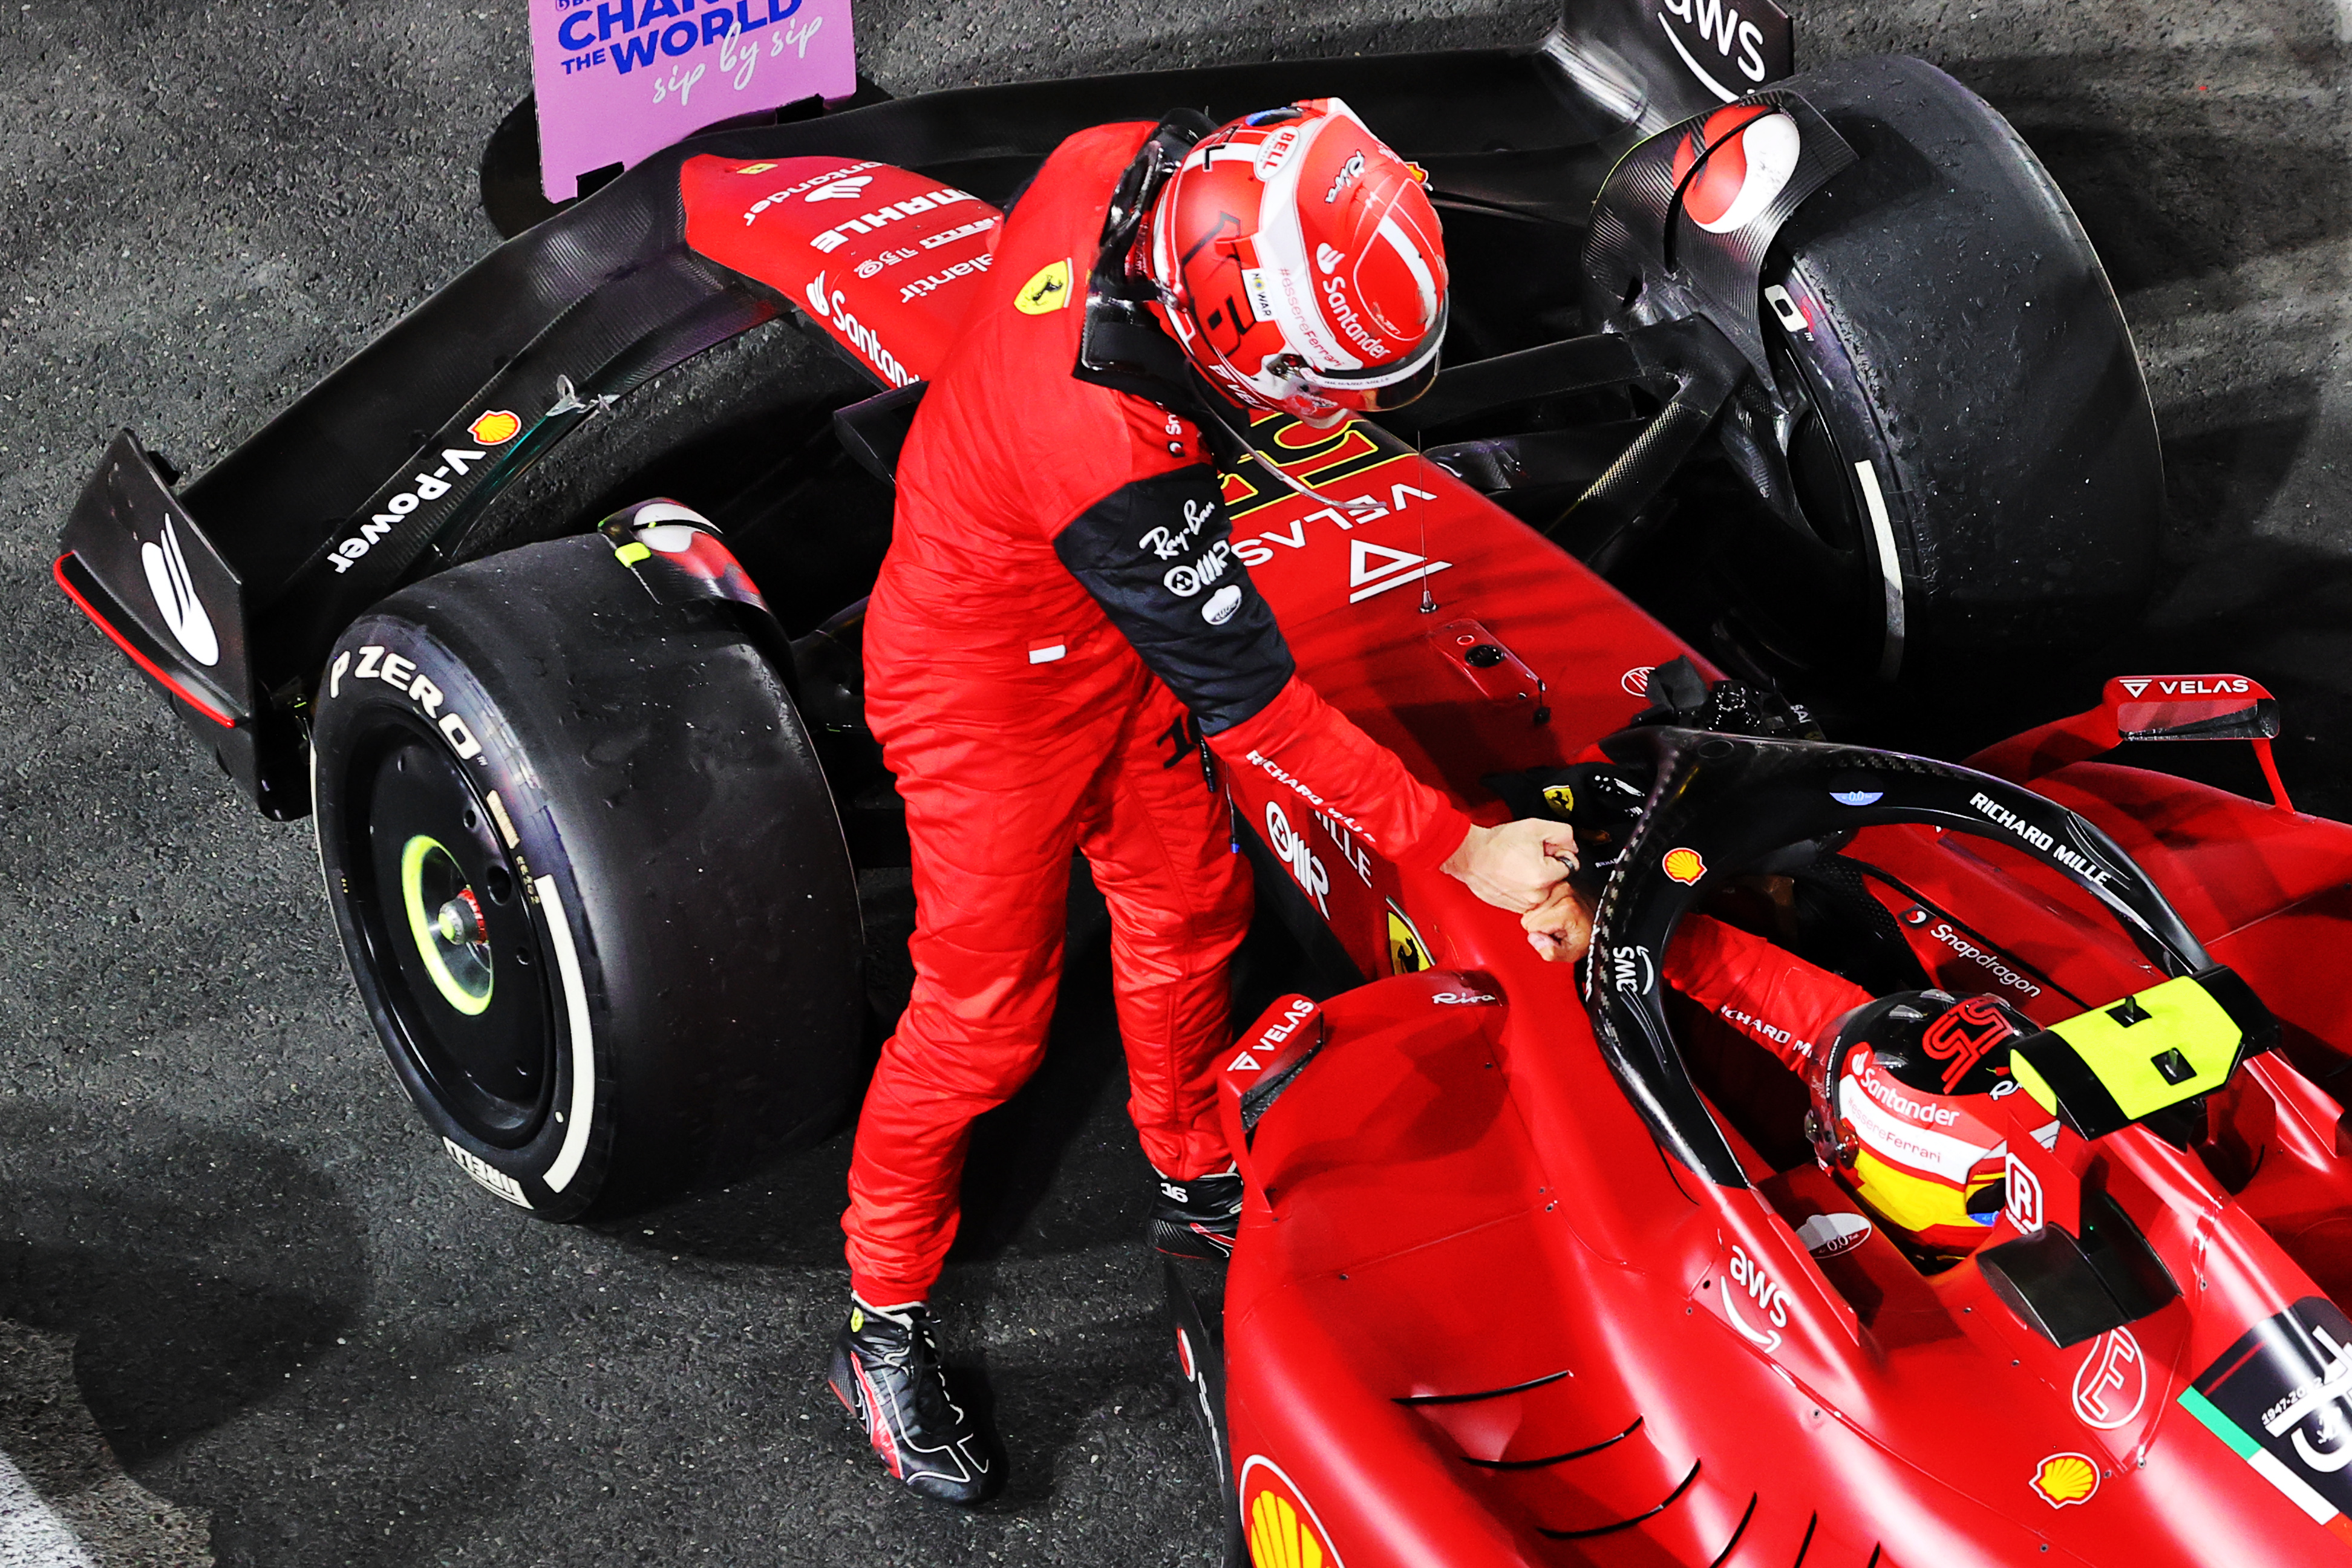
[529,0,857,202]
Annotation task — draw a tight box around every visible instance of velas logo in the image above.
[1662,847,1707,885]
[140,517,220,667]
[467,410,521,446]
[1347,538,1451,604]
[2030,1452,2100,1509]
[2119,678,2151,698]
[1670,106,1801,235]
[804,175,872,202]
[1241,1457,1344,1568]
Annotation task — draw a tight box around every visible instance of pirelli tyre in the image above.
[310,533,863,1220]
[1719,54,2163,685]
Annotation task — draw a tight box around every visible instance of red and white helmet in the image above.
[1139,99,1448,426]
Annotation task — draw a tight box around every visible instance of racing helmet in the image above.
[1137,98,1448,426]
[1805,990,2035,1256]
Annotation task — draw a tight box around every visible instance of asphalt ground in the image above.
[3,2,2351,1565]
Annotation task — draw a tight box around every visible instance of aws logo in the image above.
[1655,0,1789,102]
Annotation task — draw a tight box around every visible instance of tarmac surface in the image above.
[3,1,2351,1564]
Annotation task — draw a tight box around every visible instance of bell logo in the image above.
[803,175,871,202]
[140,518,220,667]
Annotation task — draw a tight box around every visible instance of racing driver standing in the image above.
[826,99,1579,1503]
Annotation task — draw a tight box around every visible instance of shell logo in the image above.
[2030,1451,2100,1508]
[466,410,521,446]
[1668,105,1802,235]
[1240,1456,1344,1568]
[1662,847,1707,886]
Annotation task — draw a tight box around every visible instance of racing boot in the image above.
[828,1297,1001,1505]
[1148,1165,1245,1261]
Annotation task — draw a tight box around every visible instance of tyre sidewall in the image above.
[314,613,613,1221]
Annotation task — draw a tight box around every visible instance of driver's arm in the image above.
[1051,452,1567,907]
[1662,914,1873,1074]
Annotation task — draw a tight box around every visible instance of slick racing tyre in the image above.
[1722,54,2162,684]
[311,534,863,1220]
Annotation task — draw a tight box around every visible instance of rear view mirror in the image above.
[1971,672,2293,811]
[2105,675,2279,743]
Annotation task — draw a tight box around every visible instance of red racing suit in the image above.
[846,120,1476,1305]
[1666,913,1872,1077]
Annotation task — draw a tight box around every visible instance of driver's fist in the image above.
[1521,883,1595,964]
[1441,818,1578,913]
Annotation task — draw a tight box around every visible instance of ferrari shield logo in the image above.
[1386,901,1431,975]
[1015,258,1073,314]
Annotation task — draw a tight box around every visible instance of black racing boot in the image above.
[1149,1166,1245,1261]
[828,1298,1001,1505]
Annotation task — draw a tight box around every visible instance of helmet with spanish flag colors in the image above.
[1138,98,1448,427]
[1806,990,2036,1256]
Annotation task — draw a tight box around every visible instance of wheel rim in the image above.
[341,725,555,1146]
[400,835,494,1014]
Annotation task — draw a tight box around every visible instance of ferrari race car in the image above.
[51,0,2351,1562]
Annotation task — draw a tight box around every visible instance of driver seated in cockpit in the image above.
[1528,883,2035,1260]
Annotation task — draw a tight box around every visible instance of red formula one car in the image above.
[51,2,2352,1563]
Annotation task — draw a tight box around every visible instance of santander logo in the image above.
[140,518,220,667]
[803,175,872,203]
[804,271,831,321]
